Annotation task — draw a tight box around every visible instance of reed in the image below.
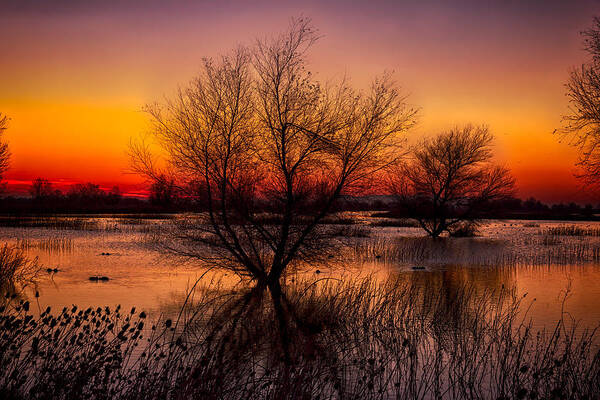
[353,235,600,266]
[0,217,100,231]
[332,225,370,238]
[370,218,420,228]
[543,225,600,237]
[17,238,74,254]
[522,222,540,228]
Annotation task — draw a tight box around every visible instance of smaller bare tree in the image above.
[561,17,600,185]
[0,114,11,186]
[389,125,515,238]
[29,178,54,200]
[149,174,178,208]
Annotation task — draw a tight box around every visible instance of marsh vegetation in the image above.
[0,276,599,399]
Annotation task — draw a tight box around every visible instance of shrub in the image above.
[448,221,479,237]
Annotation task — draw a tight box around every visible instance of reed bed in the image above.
[332,225,371,238]
[543,225,600,237]
[0,216,162,234]
[117,218,151,226]
[254,215,358,226]
[522,222,540,228]
[541,234,562,246]
[17,238,74,254]
[353,236,600,266]
[0,217,106,231]
[0,277,598,399]
[370,218,420,228]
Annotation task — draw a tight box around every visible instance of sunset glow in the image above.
[1,0,598,202]
[5,3,600,398]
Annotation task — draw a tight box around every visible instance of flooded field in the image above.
[2,215,600,333]
[2,214,600,399]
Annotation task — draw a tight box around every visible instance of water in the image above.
[3,216,600,332]
[2,216,600,399]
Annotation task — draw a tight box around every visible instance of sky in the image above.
[1,0,599,203]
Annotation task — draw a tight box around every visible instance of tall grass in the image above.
[0,277,598,399]
[354,236,600,266]
[522,222,540,228]
[0,245,41,298]
[0,216,165,233]
[370,218,420,228]
[332,225,370,238]
[543,225,600,237]
[17,238,74,254]
[0,217,107,231]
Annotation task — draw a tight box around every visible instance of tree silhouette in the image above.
[148,174,178,208]
[131,18,416,287]
[29,178,54,200]
[389,125,515,238]
[106,186,122,205]
[66,183,107,209]
[562,17,600,185]
[0,114,11,188]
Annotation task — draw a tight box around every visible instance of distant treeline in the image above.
[0,178,597,220]
[384,196,600,221]
[0,178,197,214]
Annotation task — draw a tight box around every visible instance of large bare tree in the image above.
[131,19,416,288]
[389,125,515,238]
[562,17,600,185]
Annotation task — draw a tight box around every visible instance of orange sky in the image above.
[1,0,599,203]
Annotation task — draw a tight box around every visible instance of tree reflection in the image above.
[153,271,534,398]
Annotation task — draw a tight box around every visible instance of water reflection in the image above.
[2,219,600,333]
[139,274,598,398]
[2,254,599,398]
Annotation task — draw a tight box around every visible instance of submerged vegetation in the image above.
[0,277,598,399]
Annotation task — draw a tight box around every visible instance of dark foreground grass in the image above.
[1,276,599,399]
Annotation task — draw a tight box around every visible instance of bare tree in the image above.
[106,186,122,205]
[0,114,11,186]
[130,18,416,288]
[29,178,54,200]
[562,17,600,185]
[149,174,178,208]
[389,125,515,238]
